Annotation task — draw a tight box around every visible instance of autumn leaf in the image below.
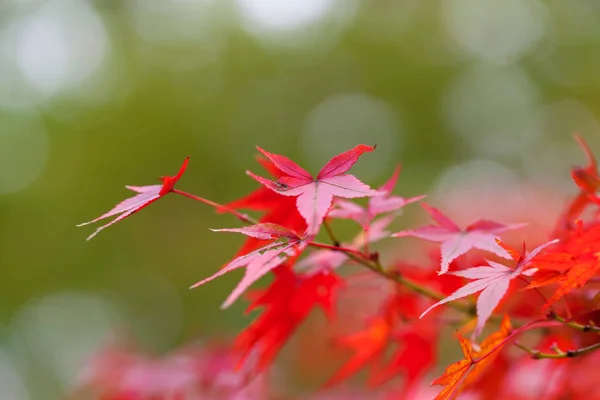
[433,333,475,400]
[328,165,425,228]
[235,266,342,372]
[225,156,306,257]
[393,203,526,274]
[571,132,600,194]
[466,314,512,386]
[78,157,189,240]
[555,133,600,235]
[325,317,391,387]
[420,240,558,336]
[529,222,600,305]
[247,144,380,237]
[326,292,437,391]
[191,223,306,308]
[296,215,395,274]
[433,316,513,400]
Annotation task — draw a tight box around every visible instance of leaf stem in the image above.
[172,189,258,224]
[549,312,600,333]
[321,221,474,315]
[308,241,368,257]
[514,340,600,359]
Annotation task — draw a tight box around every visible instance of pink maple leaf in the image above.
[392,203,526,274]
[296,215,395,274]
[78,157,189,240]
[247,144,381,237]
[420,239,559,337]
[191,223,306,308]
[328,165,426,228]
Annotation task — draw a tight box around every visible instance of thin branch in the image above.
[308,241,369,257]
[514,340,600,359]
[173,189,258,224]
[550,312,600,333]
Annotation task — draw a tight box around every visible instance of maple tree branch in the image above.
[320,220,478,315]
[308,241,369,257]
[549,312,600,333]
[172,189,258,224]
[514,340,600,359]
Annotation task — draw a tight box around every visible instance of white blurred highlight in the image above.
[442,0,546,64]
[14,0,109,96]
[235,0,335,31]
[302,93,401,180]
[235,0,357,50]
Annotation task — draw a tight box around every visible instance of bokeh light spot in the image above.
[442,0,546,64]
[301,93,401,180]
[234,0,357,51]
[14,0,109,96]
[442,64,540,158]
[235,0,335,31]
[11,291,124,389]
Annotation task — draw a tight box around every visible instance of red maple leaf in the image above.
[554,133,600,235]
[78,157,189,240]
[325,290,437,391]
[420,240,558,336]
[327,166,426,229]
[224,156,306,257]
[393,203,526,274]
[528,222,600,305]
[296,215,395,275]
[247,144,380,237]
[191,223,306,308]
[328,165,425,228]
[235,266,342,372]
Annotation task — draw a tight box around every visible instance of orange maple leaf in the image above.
[433,315,513,400]
[433,333,475,400]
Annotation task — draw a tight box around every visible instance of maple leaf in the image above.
[392,203,526,274]
[328,165,426,228]
[247,144,380,237]
[420,240,558,336]
[296,215,395,274]
[190,223,306,308]
[529,223,600,305]
[224,156,306,257]
[433,332,475,400]
[571,132,600,194]
[368,326,435,391]
[433,315,513,400]
[325,317,391,388]
[78,157,190,240]
[325,292,437,391]
[235,266,342,372]
[554,133,600,235]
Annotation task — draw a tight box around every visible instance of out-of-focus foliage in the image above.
[2,0,600,398]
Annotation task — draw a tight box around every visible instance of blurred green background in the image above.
[2,0,600,398]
